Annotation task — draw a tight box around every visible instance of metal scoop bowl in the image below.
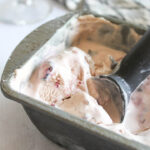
[88,29,150,123]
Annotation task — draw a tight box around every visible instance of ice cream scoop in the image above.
[88,29,150,123]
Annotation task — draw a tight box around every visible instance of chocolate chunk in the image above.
[88,49,97,56]
[121,25,130,44]
[110,56,118,70]
[137,87,143,92]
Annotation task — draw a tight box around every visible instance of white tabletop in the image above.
[0,1,68,150]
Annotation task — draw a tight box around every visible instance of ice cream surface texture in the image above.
[11,15,150,146]
[24,47,112,125]
[27,47,93,105]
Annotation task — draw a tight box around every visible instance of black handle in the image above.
[116,29,150,92]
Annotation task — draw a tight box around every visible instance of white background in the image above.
[0,1,68,149]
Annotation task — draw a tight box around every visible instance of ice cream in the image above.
[59,90,112,124]
[124,76,150,133]
[102,76,150,146]
[11,15,150,146]
[72,15,139,75]
[25,47,94,105]
[23,47,112,125]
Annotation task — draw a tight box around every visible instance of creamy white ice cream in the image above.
[25,47,94,105]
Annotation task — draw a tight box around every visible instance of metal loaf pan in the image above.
[1,10,149,150]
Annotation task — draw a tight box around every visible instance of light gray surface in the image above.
[0,1,67,150]
[86,0,150,30]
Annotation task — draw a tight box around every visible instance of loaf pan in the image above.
[1,10,149,150]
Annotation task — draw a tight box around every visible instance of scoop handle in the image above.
[115,29,150,92]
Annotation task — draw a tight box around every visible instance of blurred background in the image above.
[0,0,150,150]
